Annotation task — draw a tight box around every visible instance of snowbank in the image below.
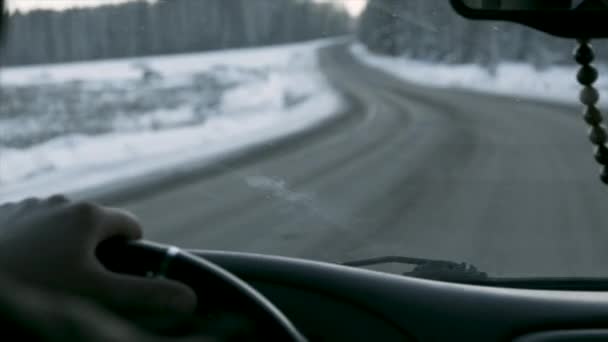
[1,41,334,85]
[1,40,345,202]
[351,43,608,106]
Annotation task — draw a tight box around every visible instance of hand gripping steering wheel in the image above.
[97,240,306,341]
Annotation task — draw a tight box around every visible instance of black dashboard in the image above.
[195,250,608,341]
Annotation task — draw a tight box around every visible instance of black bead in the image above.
[577,65,598,85]
[595,146,608,165]
[580,86,600,105]
[575,43,595,64]
[584,107,603,126]
[589,126,607,145]
[601,168,608,185]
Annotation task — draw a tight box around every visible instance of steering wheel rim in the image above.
[97,240,306,341]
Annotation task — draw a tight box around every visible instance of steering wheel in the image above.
[96,240,306,341]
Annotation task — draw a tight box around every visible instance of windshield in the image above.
[2,0,608,281]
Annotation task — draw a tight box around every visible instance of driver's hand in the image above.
[0,196,197,324]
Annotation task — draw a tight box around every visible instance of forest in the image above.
[0,0,353,66]
[358,0,608,70]
[4,0,602,70]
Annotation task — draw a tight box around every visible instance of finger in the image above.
[0,201,14,208]
[47,194,70,205]
[9,198,42,217]
[17,197,41,211]
[21,197,41,206]
[47,297,147,342]
[95,207,143,242]
[93,272,197,317]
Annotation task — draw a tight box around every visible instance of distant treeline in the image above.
[1,0,353,66]
[358,0,607,69]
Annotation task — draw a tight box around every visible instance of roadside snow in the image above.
[1,41,334,85]
[1,40,345,202]
[351,43,608,106]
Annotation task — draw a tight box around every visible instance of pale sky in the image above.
[7,0,369,16]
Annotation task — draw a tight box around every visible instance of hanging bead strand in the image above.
[574,38,608,184]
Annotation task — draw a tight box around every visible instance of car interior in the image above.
[6,0,608,341]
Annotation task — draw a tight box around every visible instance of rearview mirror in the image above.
[450,0,608,38]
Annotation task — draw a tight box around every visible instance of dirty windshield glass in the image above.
[2,0,608,280]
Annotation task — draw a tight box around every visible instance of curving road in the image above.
[118,44,608,278]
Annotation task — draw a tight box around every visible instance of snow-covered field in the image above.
[1,40,345,202]
[351,43,608,106]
